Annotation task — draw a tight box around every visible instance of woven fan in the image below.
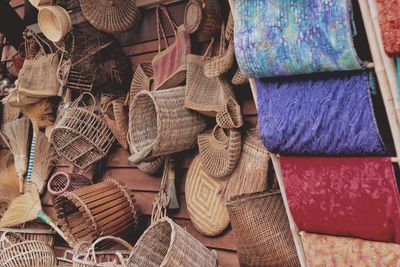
[80,0,141,33]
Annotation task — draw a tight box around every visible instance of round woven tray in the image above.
[185,155,230,236]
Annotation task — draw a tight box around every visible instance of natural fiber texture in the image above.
[0,227,56,247]
[129,62,154,103]
[137,157,165,175]
[51,94,115,169]
[80,0,141,33]
[281,156,400,243]
[232,68,249,86]
[301,232,400,266]
[127,217,218,267]
[72,164,97,181]
[20,98,56,130]
[216,96,243,129]
[225,12,234,41]
[102,99,129,149]
[128,86,206,164]
[0,165,19,219]
[235,0,361,77]
[38,6,72,42]
[47,172,92,196]
[222,128,270,201]
[55,178,138,247]
[2,88,41,108]
[198,126,241,178]
[1,103,20,123]
[185,156,230,236]
[226,191,300,267]
[376,0,400,56]
[257,70,388,155]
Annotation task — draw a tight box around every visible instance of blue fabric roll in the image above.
[257,70,388,155]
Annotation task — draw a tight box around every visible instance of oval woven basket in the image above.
[128,86,207,164]
[127,217,218,267]
[185,155,230,236]
[54,178,138,247]
[226,191,300,266]
[80,0,141,33]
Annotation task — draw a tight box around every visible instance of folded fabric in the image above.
[281,156,400,243]
[235,0,361,78]
[257,70,388,155]
[301,232,400,267]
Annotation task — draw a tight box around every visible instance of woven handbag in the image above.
[225,12,234,41]
[102,99,129,149]
[232,68,249,86]
[197,126,241,179]
[152,5,191,90]
[127,217,218,267]
[376,0,400,56]
[216,96,243,129]
[128,86,207,164]
[226,191,300,267]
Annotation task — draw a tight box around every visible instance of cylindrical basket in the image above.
[128,86,207,164]
[226,191,300,267]
[54,178,138,247]
[127,217,218,267]
[47,171,93,196]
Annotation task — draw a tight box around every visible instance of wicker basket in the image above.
[80,0,141,33]
[137,156,165,175]
[226,191,300,267]
[73,236,133,267]
[197,126,241,178]
[51,93,115,169]
[38,5,72,42]
[0,227,56,247]
[128,86,207,164]
[129,62,154,103]
[127,217,218,267]
[54,178,138,247]
[103,99,129,149]
[47,171,93,196]
[216,96,243,129]
[0,231,57,267]
[232,68,249,86]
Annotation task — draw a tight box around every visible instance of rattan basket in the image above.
[38,5,72,42]
[226,191,300,267]
[128,86,207,164]
[47,171,93,196]
[55,178,138,247]
[51,93,115,169]
[0,227,56,247]
[103,99,129,149]
[127,217,218,266]
[137,156,165,174]
[129,62,154,103]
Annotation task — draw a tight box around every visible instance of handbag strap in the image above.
[156,5,178,53]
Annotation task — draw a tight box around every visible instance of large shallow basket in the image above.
[51,93,115,169]
[0,227,56,247]
[226,191,300,266]
[127,217,217,267]
[55,178,138,247]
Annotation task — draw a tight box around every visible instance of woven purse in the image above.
[152,5,191,90]
[102,99,129,149]
[197,126,241,179]
[216,96,243,129]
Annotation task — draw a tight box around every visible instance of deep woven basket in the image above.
[0,227,56,247]
[197,126,241,178]
[226,191,300,267]
[80,0,141,33]
[47,171,93,196]
[127,217,218,266]
[103,99,129,149]
[128,86,207,164]
[55,178,138,247]
[51,93,115,169]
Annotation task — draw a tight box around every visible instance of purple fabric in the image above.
[257,71,388,155]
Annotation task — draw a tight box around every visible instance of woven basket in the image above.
[137,156,165,175]
[216,96,243,129]
[232,68,249,86]
[0,231,57,267]
[103,99,129,149]
[129,62,154,103]
[0,227,56,247]
[197,126,241,178]
[226,191,300,267]
[127,217,218,266]
[73,236,133,267]
[72,163,97,181]
[47,171,93,196]
[128,86,206,164]
[55,178,138,247]
[80,0,141,33]
[51,93,115,169]
[185,155,230,236]
[225,12,234,41]
[38,5,72,42]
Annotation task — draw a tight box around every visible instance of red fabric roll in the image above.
[281,157,400,243]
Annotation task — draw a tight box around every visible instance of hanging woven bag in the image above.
[102,99,129,150]
[152,5,191,90]
[215,96,243,129]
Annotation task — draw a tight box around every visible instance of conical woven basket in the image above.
[127,217,218,267]
[129,62,154,103]
[226,191,300,267]
[102,99,129,149]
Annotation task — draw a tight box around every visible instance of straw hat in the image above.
[38,6,72,42]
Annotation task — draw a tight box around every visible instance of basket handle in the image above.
[202,38,215,59]
[71,92,96,112]
[211,125,228,145]
[156,5,178,53]
[47,171,71,196]
[88,236,134,264]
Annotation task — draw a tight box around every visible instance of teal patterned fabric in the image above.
[235,0,362,78]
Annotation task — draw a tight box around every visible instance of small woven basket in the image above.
[226,191,300,267]
[129,62,154,103]
[128,86,207,164]
[0,227,56,247]
[197,126,241,178]
[54,178,138,247]
[127,217,218,267]
[47,171,93,196]
[103,99,129,149]
[38,5,72,42]
[216,96,243,129]
[51,93,115,169]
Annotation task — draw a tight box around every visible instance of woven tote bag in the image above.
[127,217,218,267]
[215,96,243,129]
[197,126,241,179]
[152,5,191,90]
[128,86,206,164]
[185,155,230,236]
[102,99,129,150]
[235,0,362,77]
[226,191,300,267]
[376,0,400,56]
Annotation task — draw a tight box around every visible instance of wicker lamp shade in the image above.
[80,0,141,33]
[185,155,230,236]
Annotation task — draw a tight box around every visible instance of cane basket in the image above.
[47,171,93,196]
[55,178,138,247]
[127,217,218,267]
[137,156,165,174]
[226,191,300,267]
